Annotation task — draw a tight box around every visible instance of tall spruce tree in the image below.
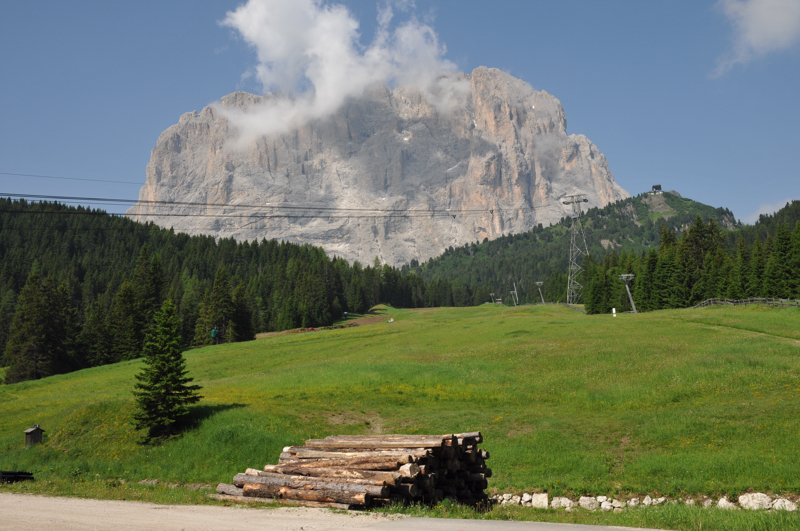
[726,238,750,299]
[192,290,213,347]
[763,223,792,298]
[109,281,141,362]
[133,299,202,442]
[3,271,77,383]
[748,238,765,297]
[791,222,800,298]
[209,267,235,342]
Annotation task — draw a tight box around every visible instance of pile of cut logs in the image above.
[214,432,491,510]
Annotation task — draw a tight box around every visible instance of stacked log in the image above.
[215,432,491,509]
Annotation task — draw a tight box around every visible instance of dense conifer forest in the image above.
[407,195,798,313]
[582,205,800,314]
[405,192,740,304]
[2,195,798,384]
[0,199,439,383]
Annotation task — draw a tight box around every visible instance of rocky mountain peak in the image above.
[129,67,629,265]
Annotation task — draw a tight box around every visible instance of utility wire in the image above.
[0,172,142,185]
[0,192,568,216]
[0,204,565,222]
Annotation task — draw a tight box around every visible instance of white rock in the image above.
[502,493,513,501]
[510,495,521,505]
[642,495,653,506]
[702,498,714,509]
[579,496,599,510]
[597,496,608,503]
[613,508,623,513]
[628,498,640,507]
[685,498,695,506]
[521,493,532,503]
[772,498,797,511]
[551,497,574,509]
[135,68,631,267]
[611,499,624,509]
[601,501,613,512]
[717,497,738,510]
[523,502,532,507]
[530,493,549,509]
[738,493,772,511]
[653,497,666,506]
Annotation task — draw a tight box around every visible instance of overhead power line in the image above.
[0,192,569,218]
[0,171,142,185]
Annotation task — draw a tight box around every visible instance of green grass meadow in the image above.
[2,303,799,530]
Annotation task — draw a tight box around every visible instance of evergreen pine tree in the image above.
[133,299,202,442]
[192,290,213,346]
[791,222,800,298]
[726,238,750,299]
[763,223,792,298]
[634,249,657,311]
[748,238,765,297]
[110,281,141,361]
[3,271,77,383]
[79,299,113,366]
[231,283,254,341]
[3,269,48,383]
[209,267,235,342]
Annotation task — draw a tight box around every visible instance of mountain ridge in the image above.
[129,67,629,265]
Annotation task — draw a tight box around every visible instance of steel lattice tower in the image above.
[563,194,590,305]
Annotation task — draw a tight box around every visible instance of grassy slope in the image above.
[2,304,800,527]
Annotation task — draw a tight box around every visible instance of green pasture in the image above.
[2,303,799,530]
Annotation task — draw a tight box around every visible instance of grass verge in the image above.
[2,303,799,529]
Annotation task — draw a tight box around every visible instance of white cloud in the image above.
[715,0,800,75]
[742,197,798,223]
[216,0,469,148]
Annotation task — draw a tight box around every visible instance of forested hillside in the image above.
[583,203,800,314]
[2,195,796,384]
[404,192,738,304]
[0,199,446,383]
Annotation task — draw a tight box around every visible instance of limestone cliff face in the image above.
[129,67,629,265]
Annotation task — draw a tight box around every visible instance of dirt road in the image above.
[0,493,401,531]
[0,494,669,531]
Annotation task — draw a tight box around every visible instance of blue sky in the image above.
[1,0,798,223]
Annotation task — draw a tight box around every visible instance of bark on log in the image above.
[278,487,368,506]
[262,466,401,486]
[234,473,388,497]
[242,483,281,498]
[321,432,482,445]
[243,470,390,487]
[216,483,243,496]
[214,491,353,509]
[288,448,428,460]
[209,493,275,504]
[276,456,412,468]
[306,436,448,449]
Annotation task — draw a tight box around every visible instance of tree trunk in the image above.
[279,487,368,506]
[277,456,412,468]
[244,469,391,487]
[234,473,387,497]
[261,466,401,486]
[215,483,243,496]
[286,448,428,460]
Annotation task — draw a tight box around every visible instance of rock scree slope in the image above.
[129,67,629,265]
